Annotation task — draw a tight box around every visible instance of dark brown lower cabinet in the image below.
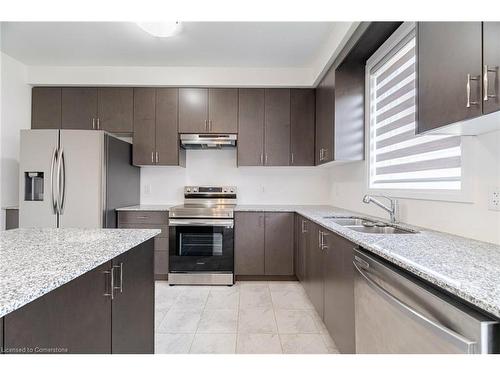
[117,210,169,280]
[2,239,154,354]
[235,211,294,276]
[235,212,265,275]
[3,262,112,354]
[111,240,154,354]
[323,230,355,354]
[306,222,324,319]
[264,212,294,275]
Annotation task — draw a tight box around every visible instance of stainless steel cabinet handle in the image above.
[50,147,58,214]
[466,74,479,108]
[265,154,268,165]
[353,260,476,353]
[318,231,322,249]
[103,267,115,300]
[96,117,100,130]
[260,153,264,165]
[151,151,154,164]
[291,152,294,165]
[92,118,96,130]
[56,147,66,215]
[301,220,307,233]
[113,262,123,293]
[209,120,212,132]
[205,120,208,131]
[155,151,159,163]
[484,65,498,101]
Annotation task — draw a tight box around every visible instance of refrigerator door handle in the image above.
[57,147,66,215]
[50,147,59,214]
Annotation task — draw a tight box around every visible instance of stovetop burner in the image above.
[169,186,237,219]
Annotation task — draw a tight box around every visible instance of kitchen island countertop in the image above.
[0,228,160,318]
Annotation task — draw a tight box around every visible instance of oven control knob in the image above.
[186,188,191,192]
[230,188,235,193]
[193,187,198,192]
[223,188,228,193]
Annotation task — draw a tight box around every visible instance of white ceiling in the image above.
[1,22,345,68]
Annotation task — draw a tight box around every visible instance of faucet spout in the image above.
[362,195,398,223]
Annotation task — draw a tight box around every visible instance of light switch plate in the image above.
[488,187,500,211]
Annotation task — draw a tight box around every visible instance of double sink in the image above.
[325,216,417,234]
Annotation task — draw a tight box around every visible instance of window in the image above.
[367,26,461,191]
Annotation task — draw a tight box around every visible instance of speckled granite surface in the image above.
[236,204,500,319]
[0,228,160,318]
[116,204,173,211]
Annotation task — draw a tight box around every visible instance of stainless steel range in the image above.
[168,186,236,285]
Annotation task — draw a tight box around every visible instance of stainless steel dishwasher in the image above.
[353,249,499,354]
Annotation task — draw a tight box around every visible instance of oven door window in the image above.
[179,230,223,257]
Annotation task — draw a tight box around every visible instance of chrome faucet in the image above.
[362,195,399,223]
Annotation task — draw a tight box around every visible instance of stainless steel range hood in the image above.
[180,134,237,149]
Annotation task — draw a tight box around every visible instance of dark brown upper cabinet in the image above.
[315,66,335,165]
[264,88,291,166]
[97,88,133,133]
[238,88,265,166]
[178,88,208,133]
[179,88,238,134]
[417,22,483,134]
[208,88,238,133]
[32,87,61,129]
[133,88,185,167]
[290,89,315,166]
[482,22,500,115]
[61,87,98,130]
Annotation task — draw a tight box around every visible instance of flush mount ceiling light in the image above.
[136,22,182,37]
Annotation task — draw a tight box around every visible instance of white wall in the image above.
[141,149,331,205]
[327,127,500,245]
[0,52,31,218]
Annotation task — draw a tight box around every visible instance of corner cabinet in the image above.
[417,22,500,134]
[2,239,155,354]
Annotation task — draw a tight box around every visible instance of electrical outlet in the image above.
[143,184,151,195]
[488,187,500,211]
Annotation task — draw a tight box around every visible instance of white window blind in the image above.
[369,34,462,190]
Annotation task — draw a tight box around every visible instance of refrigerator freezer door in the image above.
[58,130,104,228]
[19,129,59,228]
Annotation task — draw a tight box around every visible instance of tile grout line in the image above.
[269,283,285,354]
[235,282,242,354]
[187,286,210,353]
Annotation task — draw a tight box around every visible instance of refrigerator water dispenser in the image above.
[24,172,44,201]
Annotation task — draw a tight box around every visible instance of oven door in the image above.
[169,218,234,273]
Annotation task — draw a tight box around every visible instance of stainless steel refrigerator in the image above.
[19,129,140,228]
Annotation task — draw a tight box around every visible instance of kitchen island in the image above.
[0,228,160,354]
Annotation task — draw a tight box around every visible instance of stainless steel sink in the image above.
[329,218,376,226]
[346,225,416,234]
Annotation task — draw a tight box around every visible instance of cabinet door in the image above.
[112,240,154,354]
[315,66,335,164]
[483,22,500,115]
[264,88,291,166]
[417,22,482,133]
[306,223,324,319]
[264,212,294,276]
[178,88,208,133]
[133,88,156,166]
[296,216,308,281]
[97,88,133,133]
[61,87,98,130]
[32,87,61,129]
[156,88,182,165]
[234,212,265,275]
[209,88,238,133]
[323,231,355,353]
[238,88,265,166]
[290,89,315,166]
[4,262,112,353]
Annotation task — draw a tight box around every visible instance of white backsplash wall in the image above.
[327,129,500,245]
[140,149,331,205]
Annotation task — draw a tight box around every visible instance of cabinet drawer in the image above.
[118,211,168,225]
[155,237,169,251]
[118,223,169,238]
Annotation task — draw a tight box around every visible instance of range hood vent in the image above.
[180,134,237,149]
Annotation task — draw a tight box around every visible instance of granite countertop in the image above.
[0,228,160,318]
[235,204,500,319]
[116,204,174,211]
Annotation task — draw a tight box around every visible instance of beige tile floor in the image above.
[155,281,339,354]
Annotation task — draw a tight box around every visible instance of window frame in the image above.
[364,22,473,203]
